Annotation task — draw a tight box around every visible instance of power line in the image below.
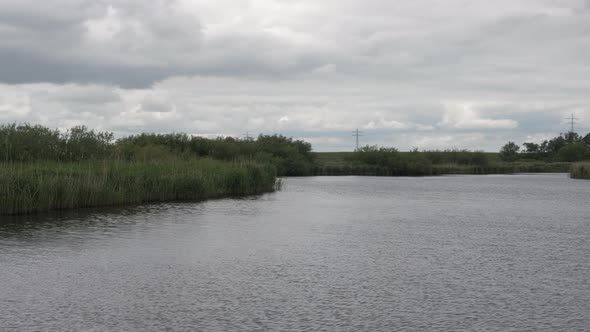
[565,113,579,133]
[243,132,254,140]
[352,128,363,150]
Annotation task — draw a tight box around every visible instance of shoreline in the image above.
[0,159,277,216]
[570,162,590,179]
[2,169,580,216]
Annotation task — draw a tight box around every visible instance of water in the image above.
[1,174,589,331]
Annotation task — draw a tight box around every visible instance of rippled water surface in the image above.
[1,175,589,331]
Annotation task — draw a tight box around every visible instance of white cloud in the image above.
[439,103,518,130]
[312,64,337,74]
[0,0,589,151]
[364,119,407,130]
[0,90,31,118]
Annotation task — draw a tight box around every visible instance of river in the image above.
[1,174,589,331]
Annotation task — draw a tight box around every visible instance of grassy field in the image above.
[570,162,590,179]
[0,159,277,215]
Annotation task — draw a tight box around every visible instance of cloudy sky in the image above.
[1,0,589,151]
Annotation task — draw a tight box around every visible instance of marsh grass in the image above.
[570,162,590,179]
[0,159,277,215]
[311,161,571,176]
[313,151,571,176]
[431,162,571,175]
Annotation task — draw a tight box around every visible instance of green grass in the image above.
[570,162,590,179]
[0,159,277,215]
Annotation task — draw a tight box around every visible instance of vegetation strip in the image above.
[1,122,589,214]
[312,150,571,176]
[570,162,590,179]
[0,159,277,215]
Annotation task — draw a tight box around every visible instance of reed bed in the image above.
[0,159,277,215]
[570,162,590,179]
[310,162,571,177]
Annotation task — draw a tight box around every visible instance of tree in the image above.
[545,136,567,154]
[522,142,540,154]
[499,141,520,161]
[564,131,581,144]
[557,142,590,162]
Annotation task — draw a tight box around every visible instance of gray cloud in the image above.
[1,0,589,90]
[0,48,182,88]
[51,85,121,104]
[0,0,589,150]
[140,92,174,113]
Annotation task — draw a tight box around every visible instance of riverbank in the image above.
[0,123,585,215]
[0,159,277,215]
[312,152,571,176]
[570,162,590,179]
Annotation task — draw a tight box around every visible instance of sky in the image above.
[0,0,589,151]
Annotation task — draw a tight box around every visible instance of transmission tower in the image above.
[565,113,579,133]
[352,128,363,150]
[243,132,253,141]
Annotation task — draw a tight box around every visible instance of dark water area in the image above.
[1,174,589,331]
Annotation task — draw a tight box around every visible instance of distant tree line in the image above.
[0,123,315,176]
[335,145,491,176]
[4,123,582,178]
[500,131,590,162]
[348,145,489,166]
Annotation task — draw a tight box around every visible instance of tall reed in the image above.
[310,161,571,176]
[0,159,277,215]
[570,162,590,179]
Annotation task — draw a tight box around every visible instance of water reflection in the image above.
[0,193,273,242]
[0,175,589,331]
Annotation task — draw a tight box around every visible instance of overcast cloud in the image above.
[0,0,589,151]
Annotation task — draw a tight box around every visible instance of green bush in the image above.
[557,143,590,162]
[0,123,316,176]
